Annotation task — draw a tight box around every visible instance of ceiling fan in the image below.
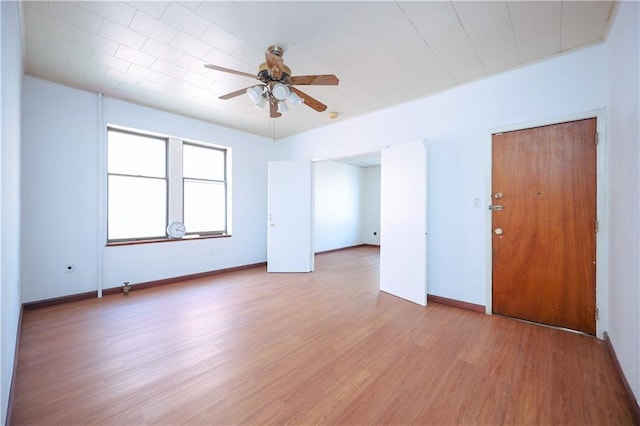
[204,45,339,118]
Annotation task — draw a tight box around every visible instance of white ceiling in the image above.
[20,1,618,139]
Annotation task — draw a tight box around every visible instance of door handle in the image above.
[488,205,503,211]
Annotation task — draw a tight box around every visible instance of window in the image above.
[107,127,230,243]
[183,143,227,234]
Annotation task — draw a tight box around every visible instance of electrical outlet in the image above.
[65,264,75,273]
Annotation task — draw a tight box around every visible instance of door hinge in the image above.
[595,132,599,145]
[595,220,599,233]
[595,306,599,321]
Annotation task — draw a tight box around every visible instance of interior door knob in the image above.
[494,192,504,199]
[494,227,503,235]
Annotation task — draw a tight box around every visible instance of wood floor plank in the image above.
[10,246,635,425]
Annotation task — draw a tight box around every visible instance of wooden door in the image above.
[492,118,597,334]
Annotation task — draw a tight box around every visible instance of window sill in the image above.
[106,234,231,247]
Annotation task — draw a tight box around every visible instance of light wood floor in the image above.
[10,246,635,425]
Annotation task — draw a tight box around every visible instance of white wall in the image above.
[1,1,22,423]
[21,78,99,302]
[606,0,640,404]
[276,44,607,307]
[362,166,380,246]
[313,161,364,252]
[21,77,272,302]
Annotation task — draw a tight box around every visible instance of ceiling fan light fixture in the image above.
[289,91,303,107]
[277,100,288,113]
[246,86,263,103]
[246,86,266,109]
[254,96,266,110]
[271,82,290,101]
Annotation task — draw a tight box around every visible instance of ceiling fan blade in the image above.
[269,99,282,118]
[290,74,339,86]
[265,51,284,80]
[204,64,256,80]
[218,86,258,100]
[290,87,328,112]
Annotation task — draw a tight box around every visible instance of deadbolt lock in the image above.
[494,192,504,199]
[494,228,504,235]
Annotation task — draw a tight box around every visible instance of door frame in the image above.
[485,109,608,338]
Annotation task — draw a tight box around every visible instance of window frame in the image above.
[106,126,231,246]
[181,141,229,237]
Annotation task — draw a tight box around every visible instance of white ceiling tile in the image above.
[113,81,151,99]
[45,58,68,81]
[20,0,618,139]
[194,2,244,33]
[48,1,104,34]
[24,25,48,45]
[23,7,76,40]
[123,1,170,20]
[561,1,616,51]
[72,27,120,56]
[400,2,485,83]
[453,2,520,73]
[79,1,136,27]
[69,54,108,76]
[142,38,182,62]
[115,45,155,67]
[22,1,49,14]
[177,53,209,74]
[26,41,67,67]
[151,59,188,79]
[63,68,88,85]
[99,19,147,49]
[228,43,264,68]
[142,77,185,97]
[160,2,211,38]
[106,67,140,85]
[181,2,203,12]
[127,63,163,82]
[181,71,214,89]
[508,2,561,63]
[47,34,93,59]
[129,11,178,44]
[199,23,244,54]
[170,32,212,59]
[92,51,131,72]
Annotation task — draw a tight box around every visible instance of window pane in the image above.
[108,130,166,178]
[183,144,224,180]
[108,175,166,240]
[184,180,225,232]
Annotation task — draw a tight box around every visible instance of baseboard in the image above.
[23,262,268,308]
[102,261,267,296]
[315,244,379,255]
[603,332,640,423]
[427,294,485,313]
[5,305,23,426]
[23,291,98,310]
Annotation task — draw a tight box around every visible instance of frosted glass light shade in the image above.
[271,83,290,101]
[277,100,288,113]
[246,86,266,109]
[289,91,303,107]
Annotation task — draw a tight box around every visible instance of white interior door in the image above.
[267,161,313,272]
[380,140,428,305]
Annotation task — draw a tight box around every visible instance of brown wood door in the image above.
[492,118,597,335]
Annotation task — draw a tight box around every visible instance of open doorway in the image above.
[312,140,428,307]
[312,152,381,255]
